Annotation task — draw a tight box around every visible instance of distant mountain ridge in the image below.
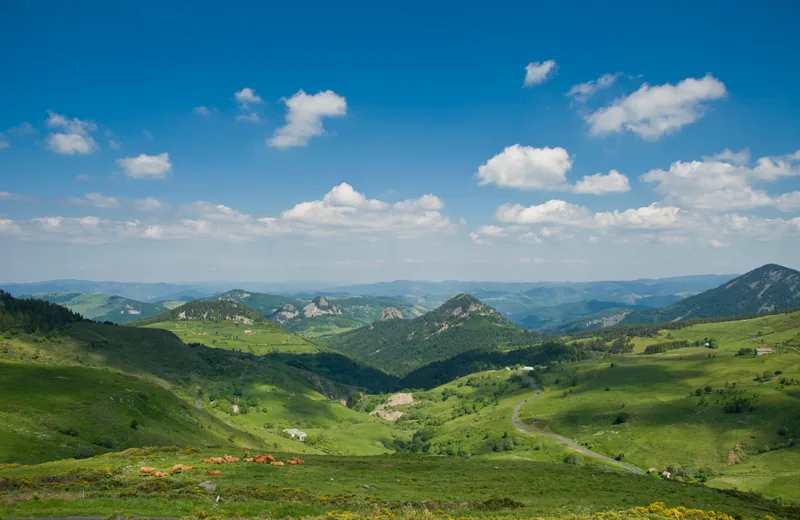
[620,264,800,325]
[129,299,267,326]
[323,293,542,376]
[554,264,800,331]
[20,292,170,324]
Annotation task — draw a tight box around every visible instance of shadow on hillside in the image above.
[268,352,401,394]
[400,342,586,390]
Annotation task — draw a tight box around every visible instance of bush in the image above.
[778,425,790,436]
[58,426,79,437]
[74,446,95,459]
[564,454,579,465]
[130,419,138,430]
[613,412,630,424]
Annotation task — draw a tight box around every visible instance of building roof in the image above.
[755,347,775,352]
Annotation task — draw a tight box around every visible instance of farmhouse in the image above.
[521,366,535,371]
[283,428,308,441]
[755,347,775,356]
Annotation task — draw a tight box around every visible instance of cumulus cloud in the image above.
[586,75,726,140]
[194,106,218,116]
[0,135,8,149]
[69,192,119,208]
[476,145,572,190]
[642,148,800,211]
[117,153,172,180]
[45,111,99,155]
[469,225,507,245]
[523,60,557,87]
[108,139,121,150]
[268,90,347,149]
[495,200,590,225]
[134,198,164,211]
[75,174,89,181]
[0,219,22,234]
[567,73,619,102]
[234,88,263,108]
[236,112,260,123]
[573,169,630,195]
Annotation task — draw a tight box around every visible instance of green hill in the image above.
[323,294,543,376]
[620,264,800,325]
[517,299,638,331]
[21,292,170,324]
[0,361,253,464]
[204,290,425,338]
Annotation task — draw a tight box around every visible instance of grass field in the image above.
[144,319,321,355]
[515,312,800,499]
[0,361,259,464]
[0,449,794,519]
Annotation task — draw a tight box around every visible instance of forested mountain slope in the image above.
[21,292,170,324]
[621,264,800,325]
[323,294,542,376]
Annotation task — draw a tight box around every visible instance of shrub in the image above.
[778,425,790,436]
[564,454,579,465]
[130,419,138,430]
[74,446,95,459]
[58,426,79,437]
[613,412,630,424]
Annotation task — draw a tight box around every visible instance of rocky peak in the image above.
[377,307,403,322]
[312,296,332,309]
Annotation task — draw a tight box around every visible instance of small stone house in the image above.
[283,428,308,441]
[755,347,775,356]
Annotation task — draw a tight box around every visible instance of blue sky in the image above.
[1,0,799,283]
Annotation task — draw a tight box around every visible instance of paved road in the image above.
[512,394,644,475]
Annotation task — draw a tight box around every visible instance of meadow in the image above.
[144,319,320,355]
[1,449,794,519]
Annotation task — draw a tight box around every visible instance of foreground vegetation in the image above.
[1,450,796,519]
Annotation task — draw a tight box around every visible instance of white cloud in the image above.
[703,148,750,166]
[117,153,172,180]
[775,191,800,212]
[45,111,99,155]
[268,90,347,149]
[194,106,217,116]
[69,192,119,209]
[495,200,590,225]
[708,238,728,248]
[0,191,16,200]
[8,122,34,135]
[642,148,800,211]
[134,198,164,211]
[593,204,682,229]
[235,112,260,123]
[519,257,545,264]
[75,174,89,181]
[234,88,263,108]
[587,235,600,244]
[476,145,572,190]
[0,136,8,150]
[573,169,630,195]
[0,219,22,234]
[142,130,153,140]
[523,60,557,87]
[586,75,726,140]
[108,139,120,150]
[184,201,251,223]
[469,225,507,245]
[567,73,619,102]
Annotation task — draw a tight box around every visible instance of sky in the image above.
[1,0,799,283]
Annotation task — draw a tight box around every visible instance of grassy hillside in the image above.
[515,311,800,499]
[0,361,253,464]
[22,292,170,324]
[621,264,800,325]
[0,451,792,520]
[324,294,543,376]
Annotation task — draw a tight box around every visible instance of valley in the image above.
[1,264,800,519]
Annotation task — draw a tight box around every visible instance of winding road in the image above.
[512,394,644,475]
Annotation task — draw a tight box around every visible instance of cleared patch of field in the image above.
[144,319,320,355]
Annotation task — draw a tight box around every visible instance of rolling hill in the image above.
[20,292,170,324]
[205,290,424,338]
[323,294,543,376]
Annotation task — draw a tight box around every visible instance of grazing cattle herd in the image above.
[138,452,305,478]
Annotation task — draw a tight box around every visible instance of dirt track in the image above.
[512,394,644,475]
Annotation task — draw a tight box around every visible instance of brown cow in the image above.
[200,458,213,463]
[244,457,254,463]
[213,457,225,464]
[266,454,276,462]
[154,471,168,478]
[230,457,240,463]
[139,466,156,475]
[224,454,237,463]
[289,456,305,465]
[182,465,194,472]
[270,461,284,467]
[244,449,250,458]
[206,469,221,476]
[171,464,185,475]
[286,459,298,465]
